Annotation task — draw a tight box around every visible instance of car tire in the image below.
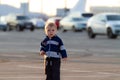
[3,28,7,31]
[72,26,76,32]
[30,26,34,31]
[60,26,67,32]
[107,28,117,39]
[7,24,12,31]
[87,28,96,39]
[16,25,24,31]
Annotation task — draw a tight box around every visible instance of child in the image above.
[40,22,67,80]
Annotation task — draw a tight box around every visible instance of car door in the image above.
[95,15,106,34]
[91,15,101,33]
[97,15,106,34]
[62,17,72,30]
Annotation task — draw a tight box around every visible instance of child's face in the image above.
[45,26,57,38]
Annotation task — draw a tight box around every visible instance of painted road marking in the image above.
[0,76,44,79]
[0,74,118,79]
[1,54,27,58]
[62,68,120,76]
[18,65,43,69]
[19,65,120,77]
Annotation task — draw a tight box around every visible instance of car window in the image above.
[98,15,103,21]
[107,15,120,21]
[72,17,86,21]
[82,13,94,18]
[17,16,30,20]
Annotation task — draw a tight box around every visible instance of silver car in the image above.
[0,22,7,31]
[30,18,45,29]
[60,16,87,32]
[0,16,8,31]
[87,13,120,39]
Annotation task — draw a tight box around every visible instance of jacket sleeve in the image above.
[40,41,46,52]
[59,39,67,58]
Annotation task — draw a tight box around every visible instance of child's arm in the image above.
[40,40,46,56]
[59,39,68,59]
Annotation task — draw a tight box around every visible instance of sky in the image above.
[1,0,120,16]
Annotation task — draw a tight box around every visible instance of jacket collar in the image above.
[46,35,57,39]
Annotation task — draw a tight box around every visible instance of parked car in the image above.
[0,16,8,31]
[86,13,120,39]
[30,18,45,29]
[0,22,7,31]
[69,12,94,18]
[5,14,34,31]
[60,16,87,32]
[46,17,62,29]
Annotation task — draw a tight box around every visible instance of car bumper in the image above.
[0,25,7,29]
[76,24,86,30]
[114,30,120,35]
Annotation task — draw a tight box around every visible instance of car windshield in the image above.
[17,16,30,20]
[72,17,86,21]
[107,15,120,21]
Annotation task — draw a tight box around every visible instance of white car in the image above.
[30,18,45,29]
[0,16,8,31]
[60,16,87,32]
[0,22,7,31]
[87,13,120,39]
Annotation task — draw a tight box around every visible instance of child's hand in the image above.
[40,51,45,56]
[62,58,67,61]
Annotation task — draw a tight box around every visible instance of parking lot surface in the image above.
[0,30,120,80]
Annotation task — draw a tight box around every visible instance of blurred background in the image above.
[0,0,120,32]
[0,1,120,80]
[0,0,120,18]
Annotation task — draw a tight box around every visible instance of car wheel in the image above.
[30,27,34,31]
[60,26,67,32]
[7,24,12,31]
[72,26,76,32]
[29,25,34,31]
[107,28,117,39]
[3,28,7,31]
[16,25,24,31]
[87,28,96,39]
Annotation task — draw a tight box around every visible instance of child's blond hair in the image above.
[44,22,57,32]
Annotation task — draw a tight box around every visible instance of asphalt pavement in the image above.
[0,30,120,80]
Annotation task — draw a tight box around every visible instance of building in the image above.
[56,8,70,17]
[56,0,87,17]
[90,6,120,14]
[0,3,48,20]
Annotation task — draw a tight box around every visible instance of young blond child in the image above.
[40,22,67,80]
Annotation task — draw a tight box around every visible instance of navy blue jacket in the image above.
[40,35,67,58]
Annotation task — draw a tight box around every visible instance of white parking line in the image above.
[68,48,120,53]
[63,68,120,75]
[19,65,120,77]
[18,65,43,69]
[1,54,27,58]
[0,75,115,79]
[63,75,111,77]
[0,76,44,79]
